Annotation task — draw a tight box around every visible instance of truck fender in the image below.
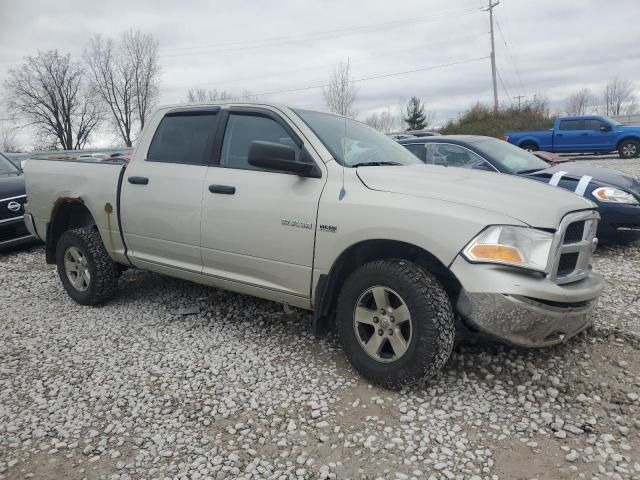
[45,198,97,264]
[312,239,462,337]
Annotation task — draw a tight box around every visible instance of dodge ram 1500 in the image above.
[24,102,605,387]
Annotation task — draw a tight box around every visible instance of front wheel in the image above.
[55,227,120,305]
[618,140,639,159]
[336,259,455,388]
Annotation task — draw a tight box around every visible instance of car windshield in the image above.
[0,152,20,176]
[294,109,421,167]
[472,138,549,173]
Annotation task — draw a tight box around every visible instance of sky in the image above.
[1,0,639,148]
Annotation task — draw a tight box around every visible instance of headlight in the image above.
[463,226,554,272]
[592,187,639,205]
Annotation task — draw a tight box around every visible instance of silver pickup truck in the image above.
[24,102,605,387]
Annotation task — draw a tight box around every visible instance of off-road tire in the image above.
[618,139,640,159]
[55,227,120,305]
[520,142,538,152]
[336,259,455,389]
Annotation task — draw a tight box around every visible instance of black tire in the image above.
[55,227,120,305]
[618,139,640,159]
[336,259,455,388]
[520,142,538,152]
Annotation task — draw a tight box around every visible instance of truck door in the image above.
[200,107,325,300]
[554,119,585,152]
[120,109,220,272]
[584,118,615,151]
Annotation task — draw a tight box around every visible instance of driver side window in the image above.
[221,113,300,170]
[425,143,493,170]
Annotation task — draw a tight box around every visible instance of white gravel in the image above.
[0,156,639,480]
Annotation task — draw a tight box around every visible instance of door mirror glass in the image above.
[248,141,319,177]
[600,124,611,132]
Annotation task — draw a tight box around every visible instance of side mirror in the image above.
[248,141,320,178]
[600,125,611,132]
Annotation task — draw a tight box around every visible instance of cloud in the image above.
[1,0,638,147]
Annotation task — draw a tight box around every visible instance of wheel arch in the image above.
[518,138,540,150]
[45,199,97,264]
[615,135,640,150]
[312,239,462,337]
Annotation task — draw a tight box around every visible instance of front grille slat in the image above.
[548,211,599,285]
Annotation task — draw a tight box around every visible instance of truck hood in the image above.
[356,164,595,229]
[0,174,26,199]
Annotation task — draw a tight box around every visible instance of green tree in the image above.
[404,97,427,131]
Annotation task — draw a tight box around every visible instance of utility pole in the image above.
[485,1,500,112]
[514,94,525,110]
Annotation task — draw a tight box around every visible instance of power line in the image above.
[495,16,524,91]
[496,67,513,105]
[158,7,483,58]
[190,30,487,92]
[224,56,490,100]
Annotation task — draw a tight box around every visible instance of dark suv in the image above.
[0,152,33,249]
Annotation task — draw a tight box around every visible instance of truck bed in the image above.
[24,159,128,262]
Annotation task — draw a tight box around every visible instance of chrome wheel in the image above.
[622,143,637,158]
[64,246,90,291]
[353,286,412,363]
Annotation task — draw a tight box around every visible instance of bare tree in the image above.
[603,78,638,116]
[4,50,101,150]
[186,88,233,103]
[85,30,160,147]
[364,110,396,133]
[0,119,19,152]
[322,61,358,117]
[565,88,593,116]
[122,29,160,130]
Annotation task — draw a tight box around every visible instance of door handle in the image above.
[128,176,149,185]
[581,133,588,136]
[556,133,563,137]
[209,184,236,195]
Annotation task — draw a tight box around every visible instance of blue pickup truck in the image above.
[505,115,640,159]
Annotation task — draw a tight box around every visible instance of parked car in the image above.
[505,115,640,158]
[0,152,34,249]
[399,135,640,242]
[24,103,604,387]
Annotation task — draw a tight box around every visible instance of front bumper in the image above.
[451,257,605,348]
[597,203,640,242]
[0,215,35,249]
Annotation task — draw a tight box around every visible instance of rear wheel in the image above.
[520,142,538,152]
[336,259,455,388]
[55,227,120,305]
[618,140,639,159]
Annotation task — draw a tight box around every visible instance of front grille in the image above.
[0,221,28,243]
[563,221,585,244]
[0,195,27,222]
[548,211,599,285]
[557,252,579,277]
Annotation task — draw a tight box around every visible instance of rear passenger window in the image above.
[221,113,300,170]
[559,120,582,131]
[404,144,426,162]
[147,112,219,165]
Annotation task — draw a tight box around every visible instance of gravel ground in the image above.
[1,157,639,480]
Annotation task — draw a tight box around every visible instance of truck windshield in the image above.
[294,109,421,167]
[472,138,549,174]
[0,152,20,176]
[602,116,622,126]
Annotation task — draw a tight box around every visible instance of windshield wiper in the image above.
[351,161,403,167]
[516,168,545,174]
